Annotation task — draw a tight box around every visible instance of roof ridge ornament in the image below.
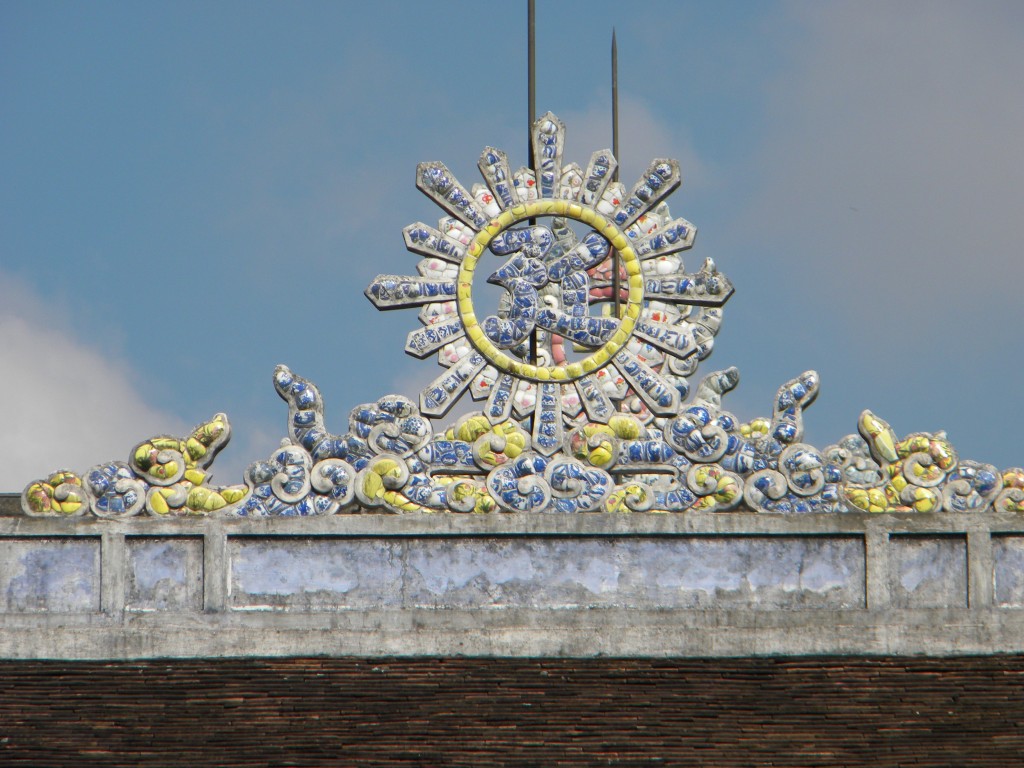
[19,114,1024,518]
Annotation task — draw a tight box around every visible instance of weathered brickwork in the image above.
[1,656,1022,766]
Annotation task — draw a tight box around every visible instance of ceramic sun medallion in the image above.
[367,113,729,432]
[361,112,740,511]
[20,113,1024,518]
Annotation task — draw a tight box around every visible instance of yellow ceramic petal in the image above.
[149,491,170,516]
[221,487,247,504]
[184,468,206,486]
[362,472,384,500]
[860,411,898,463]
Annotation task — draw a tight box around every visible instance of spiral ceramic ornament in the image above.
[18,113,1024,518]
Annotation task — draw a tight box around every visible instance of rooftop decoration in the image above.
[20,114,1024,518]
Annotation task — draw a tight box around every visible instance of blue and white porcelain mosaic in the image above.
[20,114,1024,518]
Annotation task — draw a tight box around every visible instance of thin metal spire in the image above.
[528,0,538,365]
[528,0,536,174]
[611,28,619,183]
[611,28,622,320]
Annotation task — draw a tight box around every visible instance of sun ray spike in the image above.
[510,381,537,421]
[478,147,517,210]
[403,222,468,264]
[405,319,466,359]
[532,112,565,199]
[643,262,734,307]
[513,167,538,202]
[417,300,457,323]
[416,162,489,230]
[561,383,583,419]
[365,275,457,310]
[485,373,519,425]
[611,159,681,230]
[575,374,615,424]
[469,366,497,401]
[419,351,487,418]
[632,316,699,359]
[633,217,697,259]
[532,382,564,457]
[613,349,681,416]
[579,149,617,206]
[557,162,584,200]
[694,306,723,335]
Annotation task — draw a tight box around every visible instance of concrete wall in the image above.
[1,495,1023,659]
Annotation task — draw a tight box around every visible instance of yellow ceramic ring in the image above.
[457,200,642,383]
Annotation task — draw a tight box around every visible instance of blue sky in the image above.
[2,1,1022,489]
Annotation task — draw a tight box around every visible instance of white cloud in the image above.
[749,1,1024,331]
[0,272,189,491]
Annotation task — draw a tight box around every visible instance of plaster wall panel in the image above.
[0,537,100,613]
[229,537,405,611]
[890,535,967,608]
[228,536,864,611]
[126,537,203,612]
[994,536,1024,607]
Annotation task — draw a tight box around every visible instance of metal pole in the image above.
[611,29,622,320]
[528,0,536,172]
[612,28,619,183]
[528,0,539,365]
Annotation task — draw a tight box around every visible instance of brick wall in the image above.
[2,656,1022,766]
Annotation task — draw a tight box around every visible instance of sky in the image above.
[2,1,1022,490]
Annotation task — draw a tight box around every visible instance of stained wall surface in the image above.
[2,498,1023,659]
